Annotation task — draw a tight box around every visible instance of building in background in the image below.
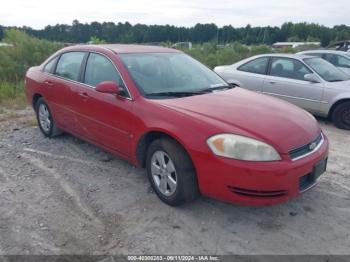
[272,42,320,49]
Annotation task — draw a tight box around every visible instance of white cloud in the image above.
[0,0,348,29]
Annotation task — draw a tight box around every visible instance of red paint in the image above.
[25,45,329,206]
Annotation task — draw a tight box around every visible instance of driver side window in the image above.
[270,58,311,81]
[84,53,125,89]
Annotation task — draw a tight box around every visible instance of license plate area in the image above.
[299,158,327,192]
[313,158,327,180]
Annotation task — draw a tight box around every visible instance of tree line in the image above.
[1,21,350,47]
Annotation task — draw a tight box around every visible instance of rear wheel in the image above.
[35,98,62,137]
[332,101,350,130]
[146,138,199,206]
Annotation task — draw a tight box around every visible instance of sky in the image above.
[0,0,349,29]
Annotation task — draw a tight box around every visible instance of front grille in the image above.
[289,133,323,160]
[228,186,287,198]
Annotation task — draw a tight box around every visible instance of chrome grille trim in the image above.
[289,133,324,161]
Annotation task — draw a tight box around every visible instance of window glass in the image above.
[323,54,350,68]
[43,57,58,73]
[84,53,124,88]
[55,52,85,81]
[304,57,349,82]
[270,57,311,81]
[237,57,269,74]
[337,55,350,68]
[119,53,227,96]
[323,54,339,66]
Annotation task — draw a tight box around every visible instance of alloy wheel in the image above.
[150,151,177,196]
[38,103,51,133]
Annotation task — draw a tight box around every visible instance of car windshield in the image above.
[304,57,349,82]
[119,53,230,98]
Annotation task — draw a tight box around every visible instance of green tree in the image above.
[88,36,106,44]
[0,25,3,41]
[0,29,62,81]
[6,21,350,47]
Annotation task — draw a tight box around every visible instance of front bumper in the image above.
[191,135,329,206]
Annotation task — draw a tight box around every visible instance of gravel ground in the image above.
[0,108,349,255]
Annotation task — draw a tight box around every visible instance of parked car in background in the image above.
[298,50,350,76]
[25,45,328,206]
[214,54,350,130]
[331,41,350,52]
[272,42,320,49]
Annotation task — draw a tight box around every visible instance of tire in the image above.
[332,101,350,130]
[146,138,199,206]
[35,97,62,137]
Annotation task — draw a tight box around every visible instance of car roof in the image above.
[60,44,181,54]
[252,53,315,60]
[298,49,350,55]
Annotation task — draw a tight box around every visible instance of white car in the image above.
[298,50,350,76]
[214,54,350,130]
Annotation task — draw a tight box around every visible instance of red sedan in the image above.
[25,44,329,206]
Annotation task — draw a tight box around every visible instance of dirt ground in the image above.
[0,107,349,255]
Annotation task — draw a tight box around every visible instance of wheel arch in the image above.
[328,98,350,119]
[32,93,43,108]
[135,129,194,169]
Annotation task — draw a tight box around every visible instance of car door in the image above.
[262,57,324,113]
[75,52,134,157]
[45,51,87,132]
[226,57,269,91]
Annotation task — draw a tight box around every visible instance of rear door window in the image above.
[43,57,58,73]
[238,57,269,75]
[55,52,85,81]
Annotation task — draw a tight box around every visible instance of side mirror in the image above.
[304,74,321,83]
[95,81,123,95]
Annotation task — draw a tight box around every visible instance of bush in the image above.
[0,29,62,108]
[184,42,274,69]
[0,81,26,108]
[0,29,63,82]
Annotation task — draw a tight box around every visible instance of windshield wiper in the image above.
[145,85,233,98]
[145,91,209,98]
[329,79,344,82]
[199,85,233,93]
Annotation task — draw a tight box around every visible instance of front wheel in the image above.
[332,101,350,130]
[35,97,62,137]
[146,138,199,206]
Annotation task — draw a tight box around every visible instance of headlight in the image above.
[207,134,281,161]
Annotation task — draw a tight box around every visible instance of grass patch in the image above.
[0,81,28,109]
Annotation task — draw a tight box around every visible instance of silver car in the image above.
[298,50,350,76]
[214,54,350,130]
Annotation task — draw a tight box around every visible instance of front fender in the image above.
[326,93,350,116]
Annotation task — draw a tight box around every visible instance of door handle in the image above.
[269,81,277,84]
[44,80,54,87]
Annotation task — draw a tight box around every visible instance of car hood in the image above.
[214,65,231,73]
[155,88,321,154]
[326,79,350,90]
